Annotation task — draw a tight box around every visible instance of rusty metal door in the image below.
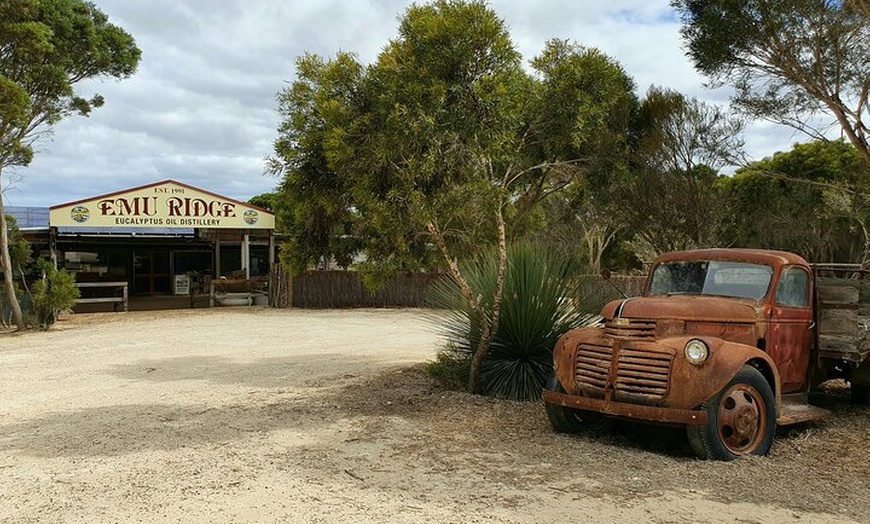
[767,266,813,393]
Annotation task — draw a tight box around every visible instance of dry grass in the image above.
[338,365,870,521]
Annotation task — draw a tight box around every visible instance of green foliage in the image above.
[611,87,741,259]
[636,86,744,172]
[0,0,141,169]
[269,51,365,272]
[425,344,471,392]
[425,244,599,401]
[0,0,140,330]
[5,215,31,277]
[269,2,643,274]
[520,41,640,260]
[530,39,637,172]
[673,0,870,165]
[248,193,278,213]
[720,140,869,262]
[29,261,79,329]
[349,0,528,266]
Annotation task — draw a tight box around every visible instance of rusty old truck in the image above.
[543,248,870,460]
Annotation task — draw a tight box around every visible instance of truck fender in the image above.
[677,337,782,416]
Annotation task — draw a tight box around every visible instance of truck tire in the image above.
[851,383,870,405]
[544,375,612,434]
[686,365,776,461]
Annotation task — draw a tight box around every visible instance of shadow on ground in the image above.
[1,361,868,521]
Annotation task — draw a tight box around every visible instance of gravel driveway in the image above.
[0,308,866,523]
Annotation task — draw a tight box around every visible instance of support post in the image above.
[215,237,221,278]
[49,227,58,269]
[243,233,250,279]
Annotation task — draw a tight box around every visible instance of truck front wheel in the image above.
[686,365,776,461]
[544,375,612,434]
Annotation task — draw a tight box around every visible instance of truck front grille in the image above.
[574,342,673,401]
[604,318,656,339]
[574,342,612,390]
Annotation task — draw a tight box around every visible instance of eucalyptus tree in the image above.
[618,87,744,259]
[321,0,531,393]
[722,140,869,263]
[269,52,364,271]
[673,0,870,166]
[271,1,639,392]
[0,0,140,329]
[528,40,637,273]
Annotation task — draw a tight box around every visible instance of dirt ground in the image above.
[0,308,868,524]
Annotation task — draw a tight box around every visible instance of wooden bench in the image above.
[75,281,129,312]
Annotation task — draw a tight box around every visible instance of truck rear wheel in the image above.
[851,383,870,405]
[544,375,612,434]
[686,365,776,461]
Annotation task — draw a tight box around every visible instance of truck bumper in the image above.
[542,389,709,426]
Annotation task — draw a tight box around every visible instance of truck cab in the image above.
[543,248,844,460]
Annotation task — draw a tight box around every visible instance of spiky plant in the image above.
[426,244,600,401]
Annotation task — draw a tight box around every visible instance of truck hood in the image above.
[601,295,761,323]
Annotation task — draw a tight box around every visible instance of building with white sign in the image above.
[17,180,276,301]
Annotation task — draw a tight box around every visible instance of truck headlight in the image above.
[685,339,709,365]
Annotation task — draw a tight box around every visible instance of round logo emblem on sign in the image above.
[243,209,259,225]
[70,205,90,223]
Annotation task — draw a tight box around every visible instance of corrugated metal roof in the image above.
[6,207,195,236]
[6,206,49,229]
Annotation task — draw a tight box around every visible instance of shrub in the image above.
[425,344,470,392]
[425,244,600,401]
[29,262,79,329]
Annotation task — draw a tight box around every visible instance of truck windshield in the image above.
[648,260,773,300]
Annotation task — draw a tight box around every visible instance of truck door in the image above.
[768,265,813,393]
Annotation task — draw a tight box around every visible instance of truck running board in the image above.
[776,399,830,426]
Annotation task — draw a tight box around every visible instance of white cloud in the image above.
[4,0,812,207]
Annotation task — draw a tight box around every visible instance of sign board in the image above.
[174,274,190,295]
[49,180,275,230]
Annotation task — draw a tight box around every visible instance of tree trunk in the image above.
[828,103,870,168]
[859,219,870,271]
[466,208,508,393]
[427,216,508,394]
[0,170,26,330]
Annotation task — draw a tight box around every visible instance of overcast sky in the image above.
[5,0,807,208]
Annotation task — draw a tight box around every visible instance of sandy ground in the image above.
[0,308,867,524]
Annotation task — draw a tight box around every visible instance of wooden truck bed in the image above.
[815,265,870,363]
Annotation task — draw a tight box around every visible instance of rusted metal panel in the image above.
[604,318,656,339]
[553,327,781,415]
[652,248,808,270]
[548,248,831,431]
[542,389,708,425]
[608,296,762,324]
[777,393,830,425]
[573,338,674,401]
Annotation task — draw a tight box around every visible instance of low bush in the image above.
[29,262,79,329]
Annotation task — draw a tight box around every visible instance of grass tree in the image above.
[426,244,599,401]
